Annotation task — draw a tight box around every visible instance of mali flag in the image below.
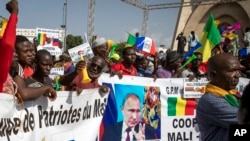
[126,34,136,47]
[0,18,8,38]
[99,83,118,141]
[167,97,196,116]
[195,13,221,62]
[38,33,46,45]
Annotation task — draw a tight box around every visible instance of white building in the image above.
[16,28,65,42]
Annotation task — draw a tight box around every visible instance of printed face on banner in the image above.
[101,83,161,140]
[68,43,94,65]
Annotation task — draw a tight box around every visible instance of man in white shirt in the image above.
[244,27,250,48]
[188,31,199,51]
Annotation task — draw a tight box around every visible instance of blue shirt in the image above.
[196,93,238,141]
[137,67,152,77]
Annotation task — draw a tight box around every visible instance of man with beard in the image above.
[59,56,107,94]
[110,46,137,79]
[196,53,243,141]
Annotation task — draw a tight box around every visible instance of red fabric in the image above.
[111,62,137,76]
[0,14,17,92]
[2,74,14,94]
[199,62,207,74]
[187,62,207,74]
[73,73,99,89]
[64,61,73,71]
[23,66,34,79]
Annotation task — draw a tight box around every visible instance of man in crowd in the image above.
[238,82,250,125]
[110,46,137,79]
[181,52,206,79]
[136,57,153,77]
[92,37,111,72]
[176,32,187,56]
[10,35,35,78]
[59,56,107,93]
[14,49,57,101]
[244,27,250,48]
[196,53,243,141]
[101,93,157,141]
[156,51,183,78]
[25,50,54,88]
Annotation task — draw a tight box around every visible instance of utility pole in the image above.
[87,0,95,45]
[62,0,68,52]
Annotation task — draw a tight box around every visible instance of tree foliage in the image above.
[65,34,83,50]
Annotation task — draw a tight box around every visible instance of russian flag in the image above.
[99,83,118,141]
[136,37,156,56]
[239,47,250,58]
[52,38,60,47]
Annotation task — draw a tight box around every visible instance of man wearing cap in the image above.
[155,51,183,78]
[92,38,111,72]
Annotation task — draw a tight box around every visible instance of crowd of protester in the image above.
[2,0,250,140]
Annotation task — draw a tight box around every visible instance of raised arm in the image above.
[0,0,18,92]
[14,75,57,101]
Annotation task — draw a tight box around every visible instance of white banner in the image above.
[36,28,62,56]
[0,74,248,141]
[98,73,249,141]
[0,89,108,141]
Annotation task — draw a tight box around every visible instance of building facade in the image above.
[16,28,65,42]
[172,0,250,51]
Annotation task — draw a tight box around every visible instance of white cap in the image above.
[92,38,106,48]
